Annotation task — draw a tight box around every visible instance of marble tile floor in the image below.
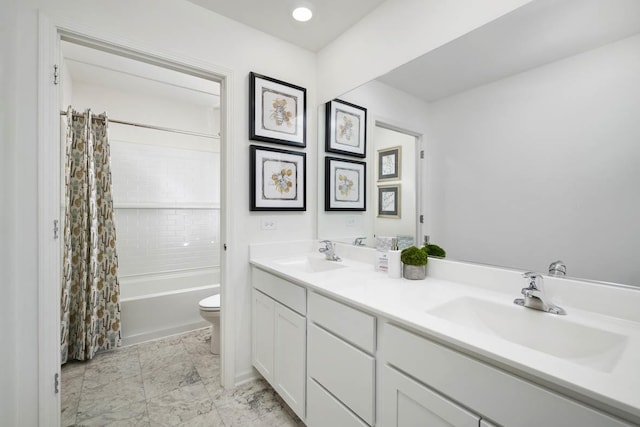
[61,327,305,427]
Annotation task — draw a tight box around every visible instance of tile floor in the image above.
[61,328,305,426]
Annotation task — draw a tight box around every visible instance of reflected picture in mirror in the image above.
[325,156,366,211]
[378,146,401,181]
[325,99,367,158]
[378,185,400,218]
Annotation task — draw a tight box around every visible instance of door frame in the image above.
[37,12,236,425]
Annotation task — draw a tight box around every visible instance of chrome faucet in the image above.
[514,272,566,315]
[319,240,341,261]
[353,237,366,246]
[548,260,567,277]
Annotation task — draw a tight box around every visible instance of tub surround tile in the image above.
[142,358,201,399]
[146,382,213,426]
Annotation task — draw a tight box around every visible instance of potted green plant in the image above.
[401,246,428,280]
[422,244,446,258]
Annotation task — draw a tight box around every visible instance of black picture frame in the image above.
[378,184,401,218]
[325,156,366,211]
[249,72,306,147]
[377,146,401,181]
[250,145,306,211]
[325,99,367,158]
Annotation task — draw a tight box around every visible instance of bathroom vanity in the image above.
[249,241,640,427]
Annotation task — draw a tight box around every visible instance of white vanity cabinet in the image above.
[251,268,306,420]
[306,291,377,427]
[382,323,630,427]
[381,364,480,427]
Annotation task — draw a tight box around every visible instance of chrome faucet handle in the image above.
[548,260,567,276]
[522,271,543,290]
[319,240,333,252]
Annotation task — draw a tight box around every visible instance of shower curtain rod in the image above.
[60,110,220,140]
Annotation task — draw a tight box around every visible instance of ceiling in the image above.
[186,0,387,52]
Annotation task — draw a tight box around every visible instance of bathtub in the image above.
[120,268,220,346]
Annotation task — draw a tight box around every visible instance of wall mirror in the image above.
[317,0,640,287]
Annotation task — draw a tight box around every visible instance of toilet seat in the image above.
[199,295,220,312]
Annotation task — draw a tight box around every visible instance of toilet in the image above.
[198,294,221,354]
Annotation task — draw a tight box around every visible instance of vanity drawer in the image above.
[252,267,306,315]
[307,378,368,427]
[309,291,376,353]
[308,323,375,425]
[383,323,629,427]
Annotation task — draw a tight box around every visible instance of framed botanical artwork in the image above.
[378,185,401,218]
[377,146,401,181]
[249,72,306,147]
[250,145,306,211]
[325,156,366,211]
[325,99,367,158]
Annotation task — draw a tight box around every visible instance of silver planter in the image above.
[403,264,426,280]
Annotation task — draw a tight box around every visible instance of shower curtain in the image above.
[60,107,121,363]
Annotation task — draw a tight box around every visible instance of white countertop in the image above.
[249,241,640,424]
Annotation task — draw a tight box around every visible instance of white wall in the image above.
[317,0,533,102]
[0,1,18,424]
[427,33,640,286]
[6,0,316,423]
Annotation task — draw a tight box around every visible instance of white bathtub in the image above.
[120,268,220,346]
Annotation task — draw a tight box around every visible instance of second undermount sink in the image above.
[274,256,347,274]
[427,297,628,372]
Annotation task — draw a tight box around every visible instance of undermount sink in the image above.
[427,297,628,372]
[274,256,347,274]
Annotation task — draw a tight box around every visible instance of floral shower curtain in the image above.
[60,107,121,363]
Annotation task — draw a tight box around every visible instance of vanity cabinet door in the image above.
[381,365,480,427]
[274,302,306,419]
[252,289,275,383]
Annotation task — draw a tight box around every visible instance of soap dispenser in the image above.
[388,238,402,279]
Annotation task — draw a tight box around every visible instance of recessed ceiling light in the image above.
[292,6,313,22]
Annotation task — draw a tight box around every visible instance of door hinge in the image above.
[419,215,424,224]
[223,243,227,251]
[54,373,59,394]
[53,65,59,85]
[53,219,59,239]
[420,150,424,159]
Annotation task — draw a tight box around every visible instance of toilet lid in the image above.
[199,294,220,311]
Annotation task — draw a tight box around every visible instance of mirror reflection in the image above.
[318,0,640,287]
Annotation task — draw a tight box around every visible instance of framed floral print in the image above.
[377,146,401,181]
[378,185,400,218]
[325,156,366,211]
[249,72,306,147]
[325,99,367,158]
[250,145,306,211]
